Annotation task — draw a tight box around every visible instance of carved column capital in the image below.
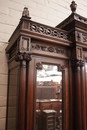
[71,59,85,69]
[15,52,31,62]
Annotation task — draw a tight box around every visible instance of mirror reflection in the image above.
[36,64,62,130]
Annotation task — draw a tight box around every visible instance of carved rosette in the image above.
[15,52,31,62]
[32,44,64,55]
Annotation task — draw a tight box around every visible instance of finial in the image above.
[22,7,31,19]
[70,1,77,13]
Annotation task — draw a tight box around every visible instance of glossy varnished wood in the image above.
[73,66,82,130]
[81,66,86,130]
[18,61,26,130]
[6,6,87,130]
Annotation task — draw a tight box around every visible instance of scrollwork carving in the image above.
[36,62,42,70]
[57,64,65,72]
[32,44,64,55]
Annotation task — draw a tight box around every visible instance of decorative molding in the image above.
[57,13,87,29]
[32,44,65,55]
[82,34,87,43]
[15,52,31,62]
[76,47,83,60]
[17,36,31,53]
[74,14,87,24]
[36,62,42,70]
[76,31,82,42]
[29,22,69,40]
[76,31,87,44]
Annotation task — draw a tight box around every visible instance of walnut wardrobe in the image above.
[6,3,87,130]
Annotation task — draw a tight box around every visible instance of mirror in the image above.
[36,64,62,130]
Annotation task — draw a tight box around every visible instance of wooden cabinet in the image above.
[36,99,62,116]
[42,110,57,130]
[6,3,87,130]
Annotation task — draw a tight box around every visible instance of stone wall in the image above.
[0,0,87,129]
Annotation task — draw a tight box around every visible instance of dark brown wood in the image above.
[73,66,82,130]
[18,60,26,130]
[81,66,86,130]
[6,5,87,130]
[62,67,69,130]
[26,59,35,130]
[69,63,74,130]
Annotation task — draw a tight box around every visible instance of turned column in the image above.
[15,52,31,130]
[81,65,86,130]
[72,61,82,130]
[72,59,86,130]
[71,44,87,130]
[19,60,26,130]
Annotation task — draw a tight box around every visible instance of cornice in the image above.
[56,13,87,30]
[6,17,71,53]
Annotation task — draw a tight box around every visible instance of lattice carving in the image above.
[29,22,69,40]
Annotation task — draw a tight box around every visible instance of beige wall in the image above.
[0,0,87,129]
